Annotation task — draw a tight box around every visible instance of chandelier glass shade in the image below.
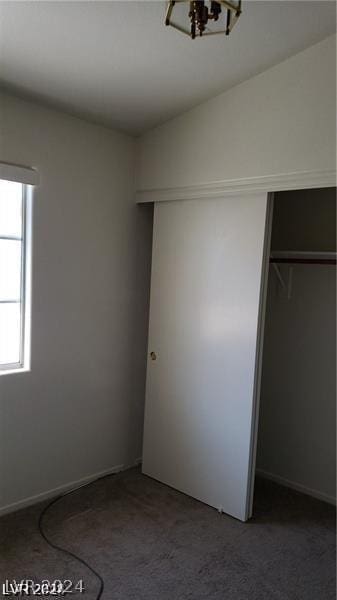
[165,1,242,39]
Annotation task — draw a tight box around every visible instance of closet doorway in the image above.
[253,187,336,512]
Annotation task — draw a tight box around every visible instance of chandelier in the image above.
[165,1,242,39]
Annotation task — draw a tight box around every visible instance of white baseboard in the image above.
[256,469,336,506]
[0,463,126,517]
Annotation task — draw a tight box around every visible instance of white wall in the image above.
[256,189,336,503]
[137,35,336,191]
[1,33,336,515]
[0,92,153,513]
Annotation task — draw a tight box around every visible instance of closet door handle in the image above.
[150,351,157,361]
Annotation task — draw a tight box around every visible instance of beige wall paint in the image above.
[137,35,336,191]
[0,92,153,512]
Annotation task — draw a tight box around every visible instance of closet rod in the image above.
[270,257,337,265]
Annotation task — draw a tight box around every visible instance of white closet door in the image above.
[142,194,269,521]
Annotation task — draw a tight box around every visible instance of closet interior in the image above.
[254,187,336,507]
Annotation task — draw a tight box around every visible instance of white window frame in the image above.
[0,183,33,375]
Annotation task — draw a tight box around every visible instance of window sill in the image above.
[0,367,30,377]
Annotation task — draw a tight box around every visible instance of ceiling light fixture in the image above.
[165,0,242,39]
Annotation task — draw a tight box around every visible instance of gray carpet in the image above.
[1,467,335,599]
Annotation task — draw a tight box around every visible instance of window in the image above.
[0,179,31,372]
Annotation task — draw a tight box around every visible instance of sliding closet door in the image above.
[142,194,270,521]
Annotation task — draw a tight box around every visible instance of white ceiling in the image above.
[0,1,335,136]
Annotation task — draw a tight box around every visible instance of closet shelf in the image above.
[270,251,337,265]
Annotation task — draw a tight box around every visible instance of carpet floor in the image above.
[1,467,335,599]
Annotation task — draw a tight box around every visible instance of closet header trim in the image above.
[136,169,336,204]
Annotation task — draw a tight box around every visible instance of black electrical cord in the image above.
[38,475,111,599]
